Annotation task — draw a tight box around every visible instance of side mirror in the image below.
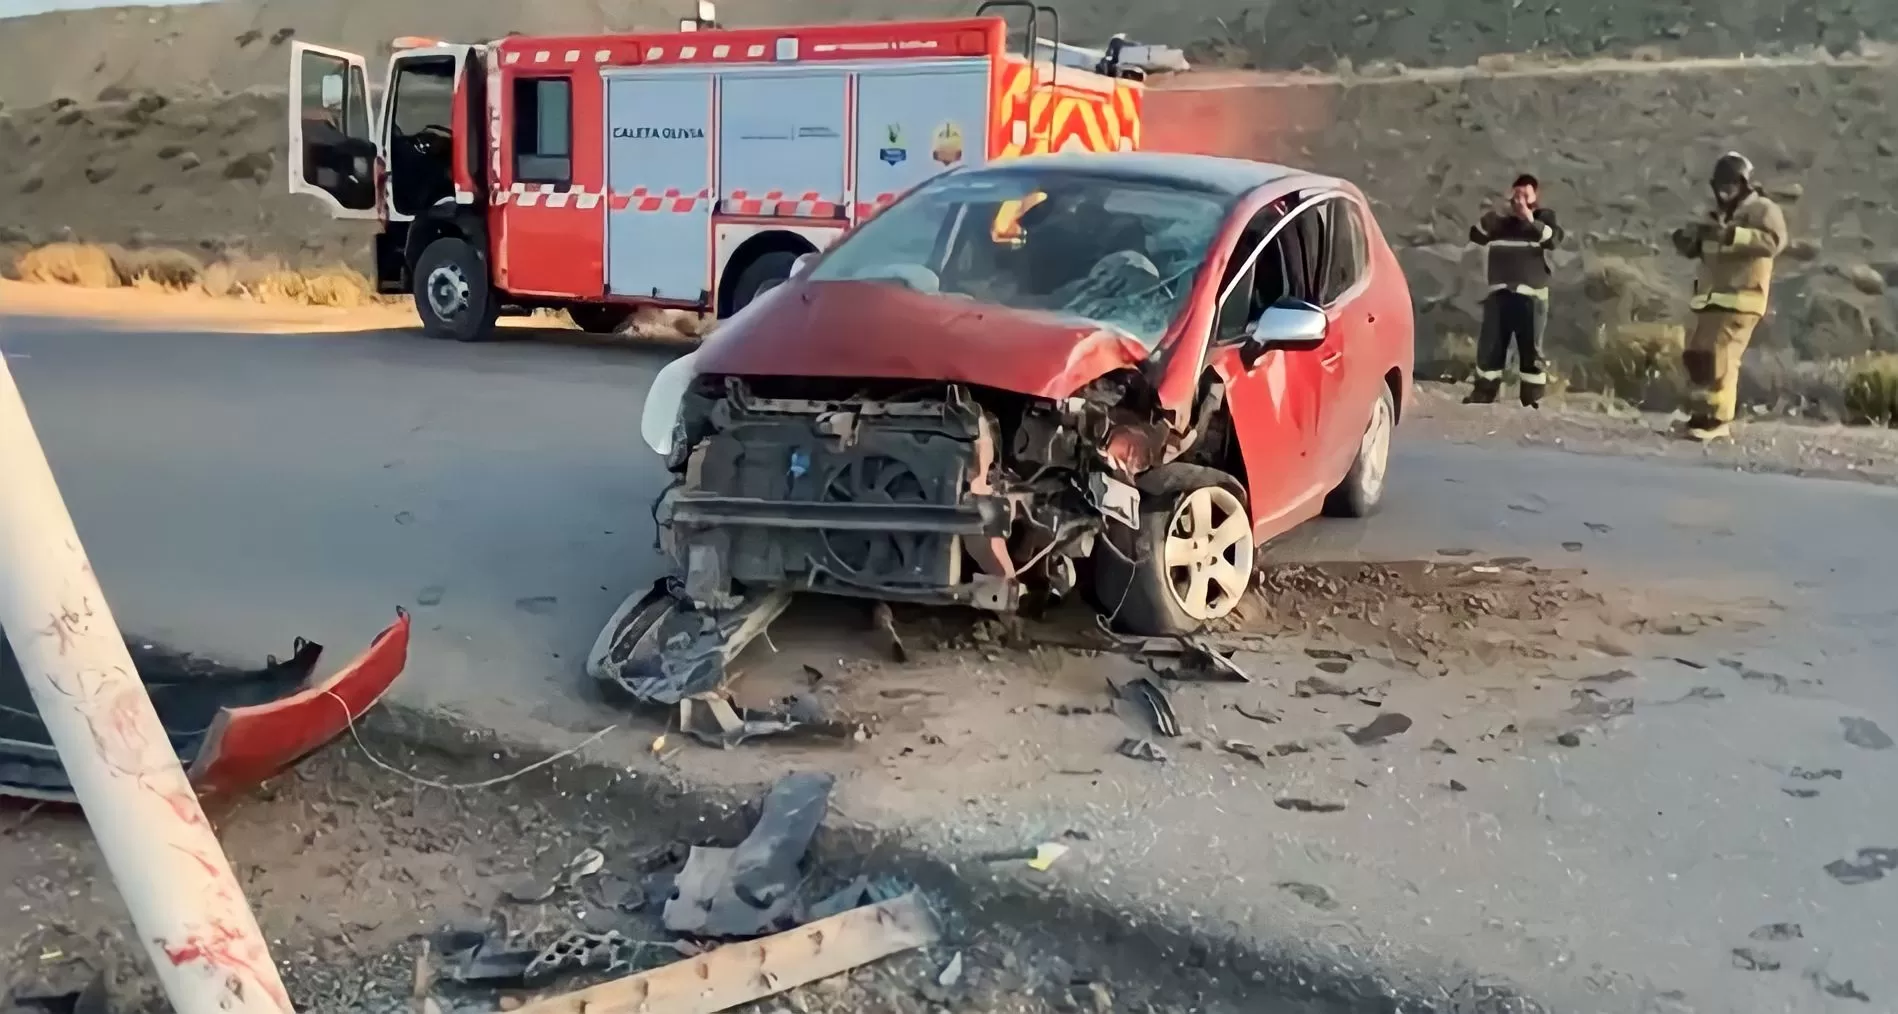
[1242,301,1327,365]
[790,252,816,278]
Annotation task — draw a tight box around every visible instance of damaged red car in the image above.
[640,153,1412,638]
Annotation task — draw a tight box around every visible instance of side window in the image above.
[1214,205,1286,342]
[512,76,572,183]
[1286,205,1328,303]
[1320,200,1368,304]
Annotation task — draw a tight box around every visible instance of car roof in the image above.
[965,151,1322,196]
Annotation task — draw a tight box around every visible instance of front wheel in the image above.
[1324,383,1396,517]
[1090,465,1255,636]
[413,237,499,342]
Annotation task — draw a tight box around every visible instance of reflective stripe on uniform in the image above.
[1488,282,1550,298]
[1690,290,1767,313]
[1474,369,1504,381]
[1518,371,1548,384]
[1485,238,1542,248]
[1728,226,1764,249]
[1537,223,1554,243]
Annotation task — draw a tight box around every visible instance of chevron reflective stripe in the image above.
[1690,290,1766,313]
[992,63,1140,158]
[722,190,842,217]
[851,191,901,219]
[608,187,713,212]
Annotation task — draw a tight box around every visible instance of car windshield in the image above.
[808,169,1229,346]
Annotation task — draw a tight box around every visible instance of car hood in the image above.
[693,280,1152,399]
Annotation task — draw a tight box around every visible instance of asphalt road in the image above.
[5,316,1896,1012]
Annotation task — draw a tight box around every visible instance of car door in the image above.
[1313,195,1376,480]
[1206,197,1331,534]
[287,42,379,219]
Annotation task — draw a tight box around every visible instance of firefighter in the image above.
[1466,174,1563,406]
[1668,152,1788,441]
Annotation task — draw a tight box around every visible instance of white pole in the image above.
[0,349,292,1014]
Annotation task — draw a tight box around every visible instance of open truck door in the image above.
[288,41,380,220]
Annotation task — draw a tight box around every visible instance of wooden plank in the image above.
[509,891,939,1014]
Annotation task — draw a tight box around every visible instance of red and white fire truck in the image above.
[287,3,1151,341]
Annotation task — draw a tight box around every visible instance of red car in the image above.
[642,152,1412,636]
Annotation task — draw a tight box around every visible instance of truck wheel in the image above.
[1090,465,1255,636]
[1323,383,1396,518]
[413,237,499,342]
[567,305,634,334]
[726,250,799,315]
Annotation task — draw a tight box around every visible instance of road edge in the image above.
[355,701,1545,1014]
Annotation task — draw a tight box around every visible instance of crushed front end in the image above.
[657,374,1160,614]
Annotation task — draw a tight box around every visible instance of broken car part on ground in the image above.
[0,610,411,801]
[594,154,1414,708]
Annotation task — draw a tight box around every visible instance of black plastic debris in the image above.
[1823,847,1898,886]
[1233,703,1282,725]
[1116,738,1168,763]
[1730,948,1781,972]
[10,971,110,1014]
[1808,972,1871,1003]
[1114,677,1179,737]
[1345,712,1412,746]
[1750,923,1803,942]
[1275,797,1345,813]
[1295,675,1354,698]
[587,582,791,706]
[664,771,834,937]
[1220,740,1265,765]
[803,875,908,923]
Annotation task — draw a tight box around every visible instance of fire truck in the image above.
[287,3,1153,341]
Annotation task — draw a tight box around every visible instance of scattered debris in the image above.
[1274,881,1337,910]
[1789,767,1842,781]
[872,601,910,664]
[1841,716,1893,751]
[1584,522,1613,534]
[1232,702,1282,725]
[803,876,907,922]
[1750,922,1803,942]
[1554,731,1584,748]
[1344,712,1412,746]
[1424,738,1457,754]
[1447,779,1468,792]
[10,971,109,1014]
[1567,692,1635,720]
[937,952,965,988]
[1275,797,1346,813]
[1115,677,1180,737]
[1730,947,1781,972]
[1582,669,1638,684]
[587,582,791,706]
[1314,659,1351,675]
[1823,847,1898,886]
[1295,675,1354,698]
[1116,738,1168,763]
[1783,788,1820,799]
[1808,971,1872,1004]
[1672,657,1707,670]
[1027,842,1069,871]
[664,772,833,937]
[513,892,938,1014]
[1562,541,1584,552]
[675,693,861,749]
[1269,741,1310,757]
[1507,503,1543,514]
[1220,740,1265,765]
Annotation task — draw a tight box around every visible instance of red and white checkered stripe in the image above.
[851,192,901,219]
[610,187,714,213]
[721,190,842,218]
[496,183,604,209]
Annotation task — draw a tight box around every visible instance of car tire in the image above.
[567,305,635,335]
[1324,382,1396,518]
[1090,464,1255,636]
[413,237,499,342]
[726,250,800,315]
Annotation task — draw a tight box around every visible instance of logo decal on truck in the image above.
[612,126,707,140]
[878,123,907,166]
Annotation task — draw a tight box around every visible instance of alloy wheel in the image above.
[1161,485,1254,620]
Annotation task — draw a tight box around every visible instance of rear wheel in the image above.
[1323,383,1396,518]
[413,237,499,342]
[726,250,800,316]
[567,305,635,334]
[1091,465,1255,636]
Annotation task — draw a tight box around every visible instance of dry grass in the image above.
[1585,322,1686,410]
[1843,355,1898,426]
[9,242,374,308]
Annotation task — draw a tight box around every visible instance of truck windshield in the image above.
[809,169,1228,346]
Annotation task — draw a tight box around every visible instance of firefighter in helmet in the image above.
[1669,152,1787,441]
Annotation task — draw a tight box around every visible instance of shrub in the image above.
[1843,355,1898,426]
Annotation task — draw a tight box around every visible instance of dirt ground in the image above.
[0,741,1179,1014]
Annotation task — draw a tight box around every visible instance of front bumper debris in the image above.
[0,609,412,802]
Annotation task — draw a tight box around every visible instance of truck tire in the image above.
[726,250,799,315]
[1090,465,1255,636]
[413,236,499,342]
[1323,383,1396,518]
[567,305,635,334]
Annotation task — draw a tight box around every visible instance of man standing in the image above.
[1466,174,1563,406]
[1669,152,1787,441]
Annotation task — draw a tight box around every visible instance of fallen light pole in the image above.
[0,348,292,1014]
